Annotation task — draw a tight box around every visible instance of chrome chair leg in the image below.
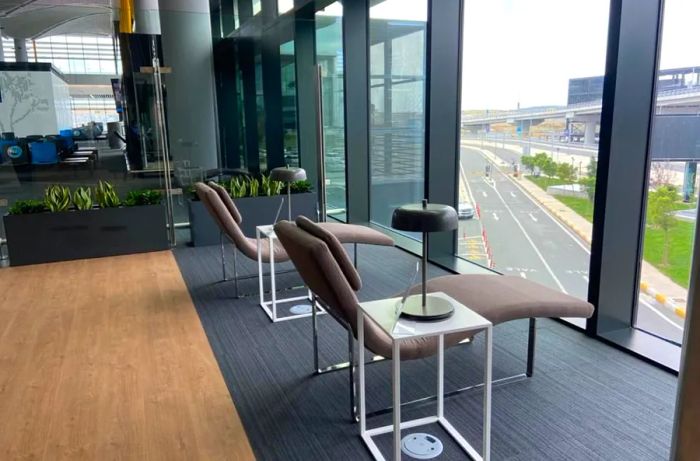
[233,246,240,299]
[353,243,358,269]
[348,327,358,422]
[220,232,228,282]
[312,295,320,373]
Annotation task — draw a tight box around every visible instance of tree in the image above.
[586,158,598,179]
[649,161,674,188]
[647,185,680,267]
[557,162,576,184]
[541,157,558,177]
[521,155,535,174]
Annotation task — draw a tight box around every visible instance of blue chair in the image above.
[30,142,58,165]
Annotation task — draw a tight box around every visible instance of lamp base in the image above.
[399,294,454,321]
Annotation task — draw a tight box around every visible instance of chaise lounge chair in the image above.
[194,182,394,297]
[274,216,595,419]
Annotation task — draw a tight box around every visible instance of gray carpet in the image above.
[174,243,677,460]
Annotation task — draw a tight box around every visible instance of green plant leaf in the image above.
[8,199,46,215]
[95,180,121,208]
[44,185,71,212]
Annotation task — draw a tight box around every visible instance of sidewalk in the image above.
[471,143,689,317]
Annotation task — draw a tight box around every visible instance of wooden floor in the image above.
[0,251,255,461]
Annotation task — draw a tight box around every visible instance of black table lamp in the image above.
[391,199,459,320]
[270,166,307,221]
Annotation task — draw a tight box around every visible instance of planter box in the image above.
[3,204,169,266]
[189,192,318,246]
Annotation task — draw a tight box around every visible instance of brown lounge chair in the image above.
[194,182,394,297]
[274,216,595,419]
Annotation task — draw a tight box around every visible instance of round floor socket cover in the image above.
[401,433,444,459]
[289,304,312,315]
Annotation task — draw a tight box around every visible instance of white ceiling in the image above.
[0,1,112,39]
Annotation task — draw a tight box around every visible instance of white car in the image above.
[458,202,475,219]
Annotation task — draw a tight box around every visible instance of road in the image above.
[458,145,685,343]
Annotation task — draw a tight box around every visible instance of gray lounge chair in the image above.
[274,216,595,419]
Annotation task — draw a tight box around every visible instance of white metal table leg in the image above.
[358,311,366,434]
[484,326,492,461]
[270,236,277,321]
[392,340,401,461]
[437,334,444,419]
[257,228,263,307]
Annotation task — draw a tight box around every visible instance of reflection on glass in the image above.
[636,0,699,343]
[278,0,293,15]
[280,40,299,167]
[316,2,346,220]
[369,0,427,232]
[253,0,262,16]
[458,0,609,317]
[254,50,267,171]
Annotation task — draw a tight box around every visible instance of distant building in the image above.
[568,66,700,105]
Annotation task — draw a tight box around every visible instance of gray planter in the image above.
[3,204,169,266]
[189,192,318,246]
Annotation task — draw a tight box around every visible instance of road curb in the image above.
[639,281,686,319]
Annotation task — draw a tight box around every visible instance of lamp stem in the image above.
[422,230,427,311]
[287,183,292,221]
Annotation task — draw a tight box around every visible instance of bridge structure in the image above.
[461,85,700,146]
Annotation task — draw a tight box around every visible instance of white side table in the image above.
[357,292,492,461]
[256,224,316,322]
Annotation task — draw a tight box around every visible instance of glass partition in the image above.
[316,2,347,221]
[369,0,427,232]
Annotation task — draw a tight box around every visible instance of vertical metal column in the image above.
[315,65,327,222]
[151,43,176,246]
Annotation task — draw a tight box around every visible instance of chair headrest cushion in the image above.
[208,181,243,224]
[295,216,362,291]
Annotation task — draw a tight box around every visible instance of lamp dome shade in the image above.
[270,167,307,183]
[391,203,458,233]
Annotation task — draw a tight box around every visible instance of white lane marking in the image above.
[459,161,476,204]
[465,146,683,331]
[472,147,591,255]
[482,174,569,294]
[640,298,684,331]
[582,275,589,283]
[520,272,527,279]
[481,191,488,198]
[510,191,517,198]
[492,213,499,221]
[529,213,538,222]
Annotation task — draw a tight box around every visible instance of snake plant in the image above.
[72,187,93,211]
[248,178,260,197]
[44,185,71,212]
[95,180,121,208]
[261,174,283,196]
[229,177,247,198]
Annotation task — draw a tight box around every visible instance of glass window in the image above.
[458,0,610,320]
[636,0,699,343]
[316,2,346,221]
[369,0,427,232]
[253,0,262,16]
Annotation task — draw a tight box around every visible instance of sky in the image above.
[460,0,700,110]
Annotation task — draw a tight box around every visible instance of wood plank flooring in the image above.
[0,251,255,461]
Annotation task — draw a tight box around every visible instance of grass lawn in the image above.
[525,175,694,288]
[643,221,694,288]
